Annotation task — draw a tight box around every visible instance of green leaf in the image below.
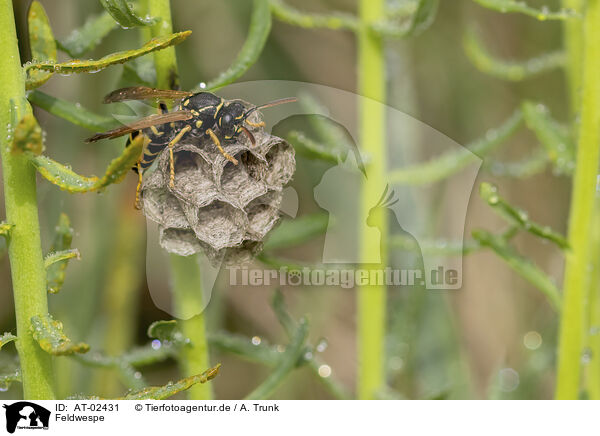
[122,58,156,87]
[483,148,549,178]
[25,31,191,90]
[472,229,562,310]
[147,320,186,344]
[45,248,80,295]
[45,249,79,268]
[75,343,175,369]
[0,332,17,350]
[209,332,283,366]
[0,222,14,239]
[407,0,438,35]
[390,235,482,255]
[11,114,43,155]
[464,30,565,81]
[522,101,575,175]
[31,155,98,191]
[271,290,350,400]
[31,314,90,355]
[264,213,329,250]
[30,134,144,193]
[117,365,221,400]
[27,1,57,89]
[57,11,118,57]
[389,109,523,185]
[472,0,579,20]
[479,182,569,249]
[271,290,296,335]
[245,318,309,400]
[269,0,358,31]
[202,0,271,91]
[285,131,343,163]
[0,368,21,391]
[28,90,118,132]
[372,0,439,38]
[99,0,157,27]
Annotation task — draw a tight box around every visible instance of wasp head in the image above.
[218,101,246,139]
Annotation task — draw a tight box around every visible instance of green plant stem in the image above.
[94,207,145,397]
[145,0,213,400]
[0,0,55,399]
[562,0,584,116]
[357,0,387,400]
[169,254,213,400]
[555,0,600,399]
[148,0,180,90]
[585,199,600,399]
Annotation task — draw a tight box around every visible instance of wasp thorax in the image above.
[140,108,295,264]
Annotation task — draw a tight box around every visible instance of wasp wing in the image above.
[86,111,193,142]
[103,86,193,104]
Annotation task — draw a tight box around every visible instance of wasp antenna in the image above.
[244,97,297,118]
[256,97,297,110]
[240,126,256,147]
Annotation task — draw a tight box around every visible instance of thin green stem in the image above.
[0,0,55,399]
[555,0,600,399]
[144,0,213,400]
[357,0,387,400]
[585,199,600,399]
[93,208,145,397]
[148,0,180,90]
[169,254,213,400]
[562,0,584,116]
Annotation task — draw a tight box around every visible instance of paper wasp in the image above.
[86,86,296,208]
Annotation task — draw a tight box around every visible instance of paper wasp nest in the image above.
[141,110,295,264]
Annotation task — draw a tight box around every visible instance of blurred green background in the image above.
[0,0,570,399]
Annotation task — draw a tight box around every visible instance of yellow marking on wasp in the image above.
[135,161,143,209]
[213,100,224,118]
[145,148,160,156]
[168,125,192,189]
[245,119,265,128]
[196,120,203,128]
[191,110,199,116]
[170,122,175,128]
[206,128,238,165]
[150,125,161,135]
[183,99,189,106]
[198,105,212,112]
[235,114,244,120]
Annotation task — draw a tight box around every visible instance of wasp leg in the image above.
[168,125,192,189]
[245,119,266,128]
[206,128,238,165]
[135,161,143,209]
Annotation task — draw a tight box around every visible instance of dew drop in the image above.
[316,338,328,353]
[388,356,404,371]
[523,331,542,350]
[581,347,593,365]
[318,364,331,378]
[498,368,520,392]
[251,336,261,346]
[151,339,161,350]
